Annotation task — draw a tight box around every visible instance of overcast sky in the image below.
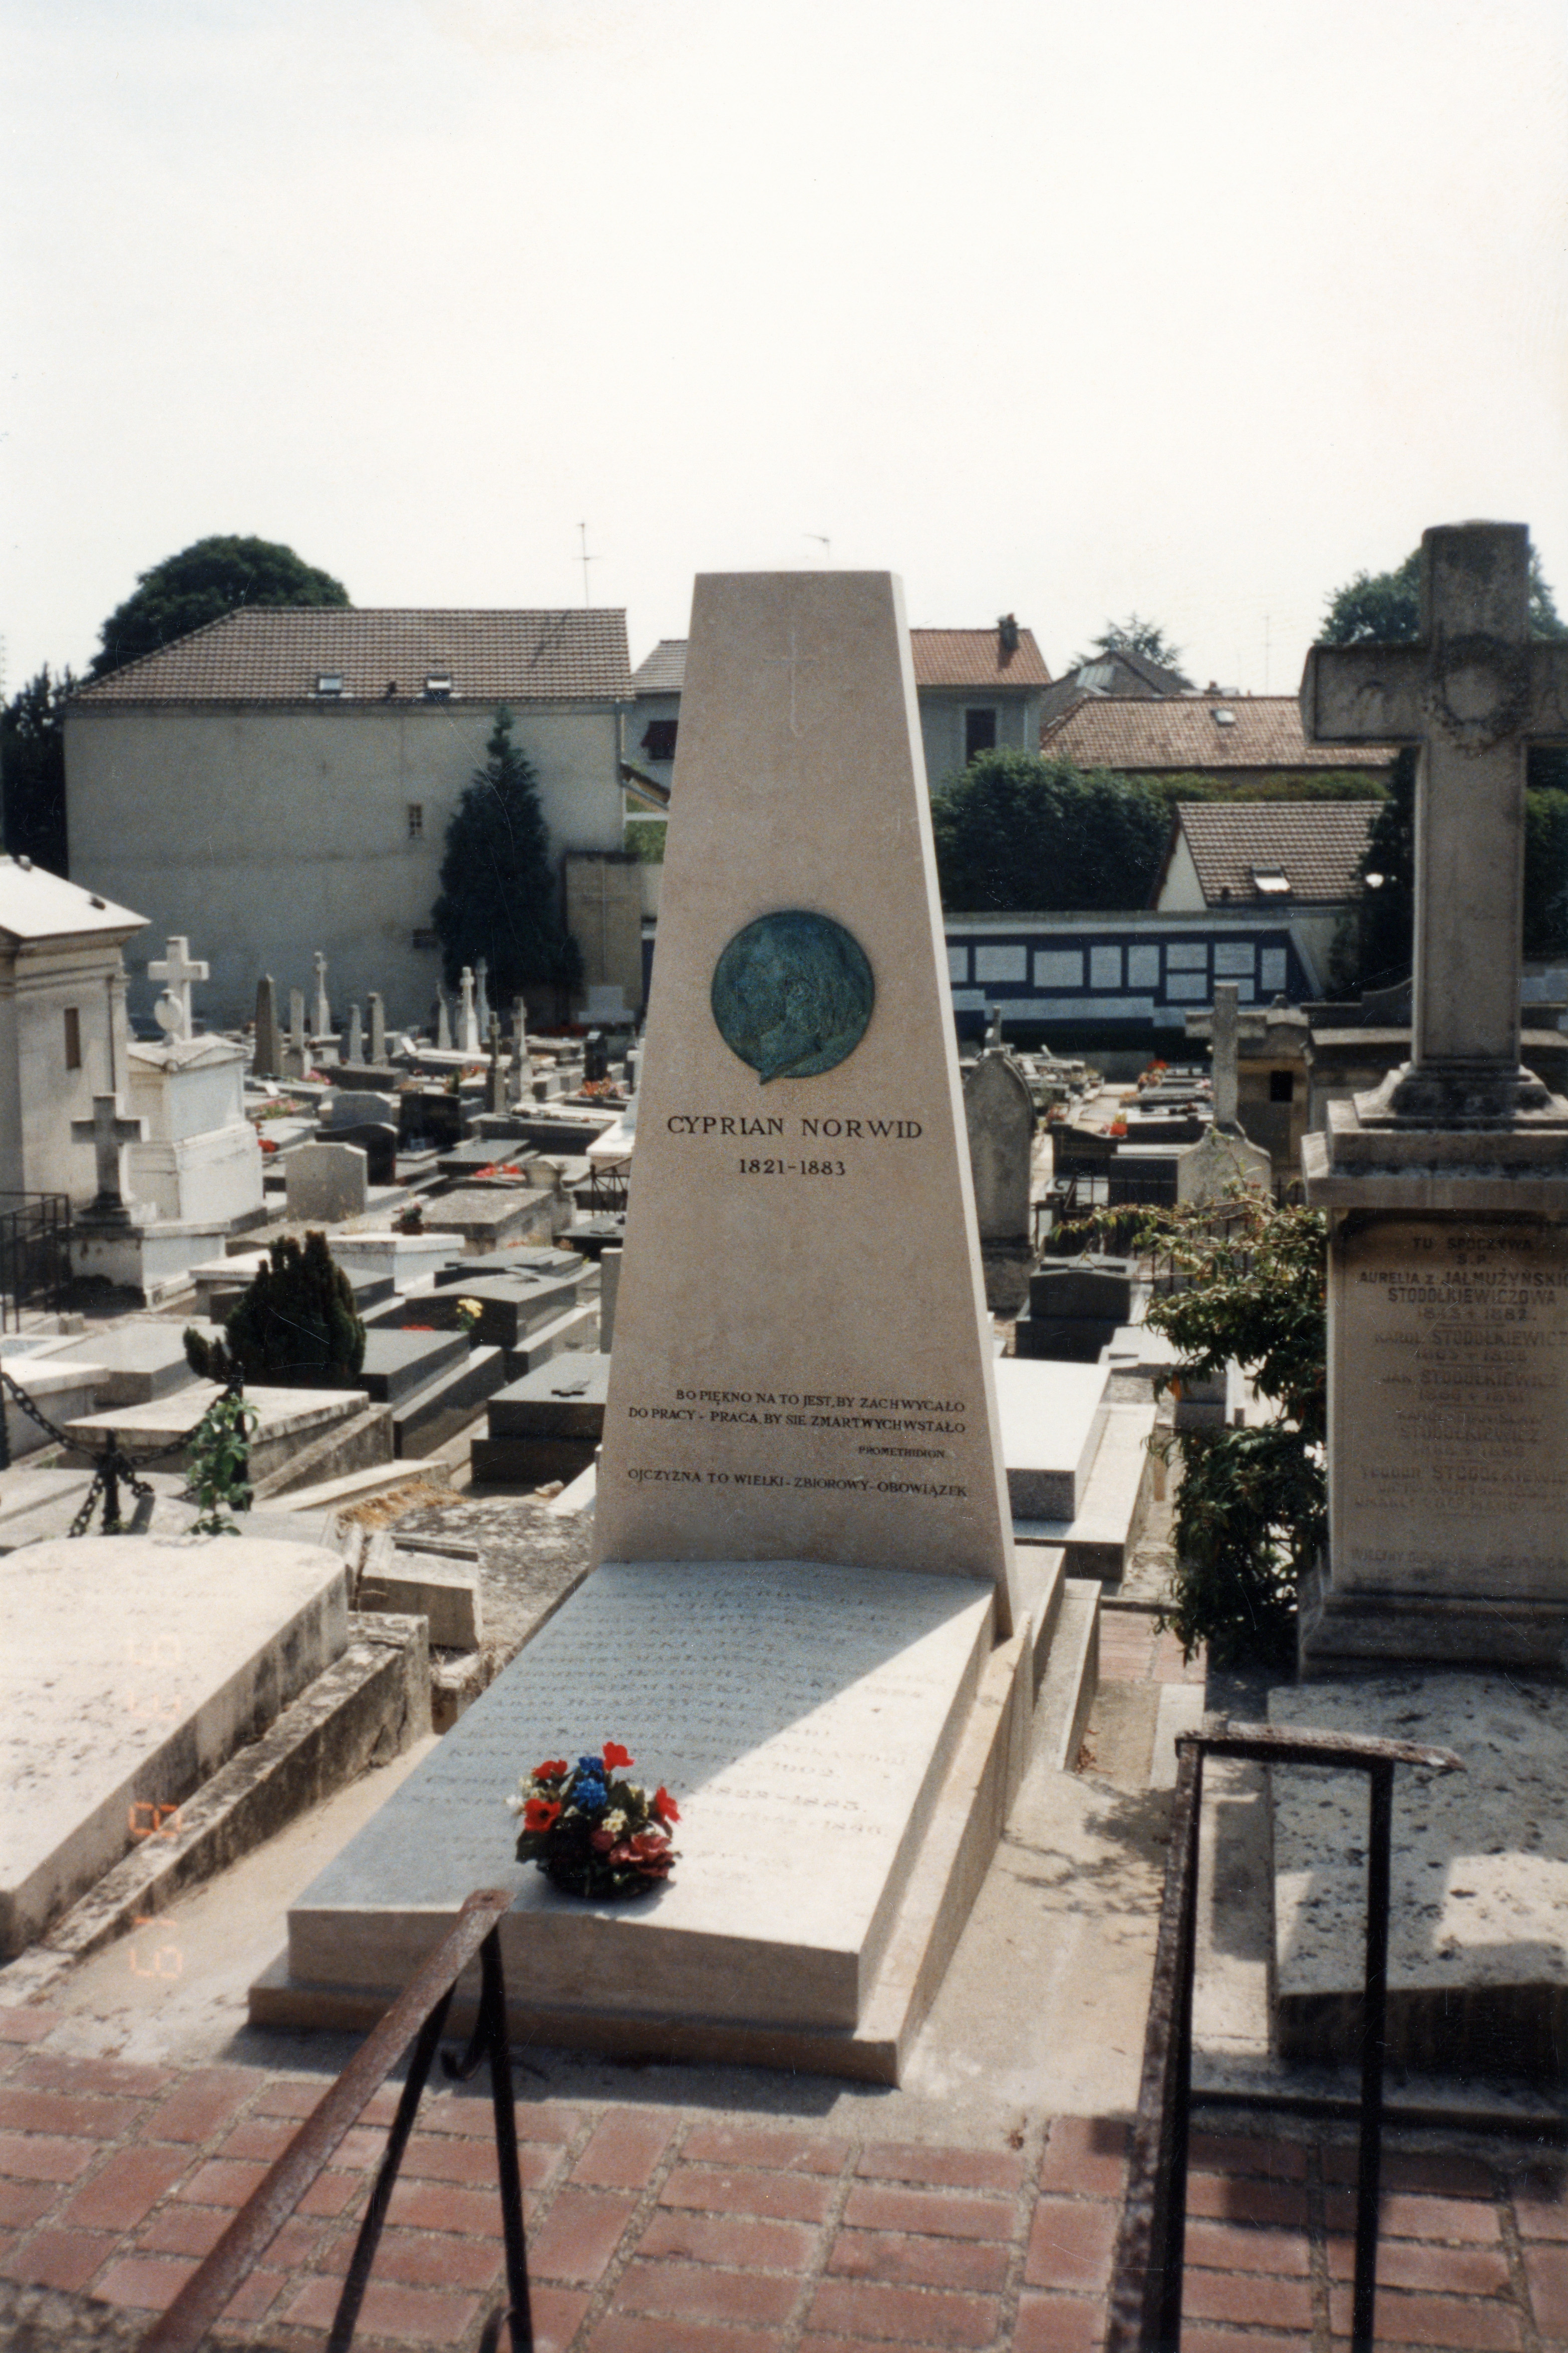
[4,0,1565,698]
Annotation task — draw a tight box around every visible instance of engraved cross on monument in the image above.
[1301,519,1568,1125]
[71,1096,145,1227]
[147,936,208,1040]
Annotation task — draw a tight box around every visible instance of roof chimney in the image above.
[998,614,1020,657]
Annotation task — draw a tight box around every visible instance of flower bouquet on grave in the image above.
[507,1743,680,1900]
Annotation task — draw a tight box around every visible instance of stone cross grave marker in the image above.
[70,1096,144,1225]
[148,936,208,1039]
[277,575,1028,2081]
[1301,518,1568,1123]
[253,975,280,1079]
[367,992,386,1066]
[1301,520,1568,1672]
[458,966,480,1055]
[311,953,332,1039]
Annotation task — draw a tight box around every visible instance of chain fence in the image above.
[0,1361,247,1536]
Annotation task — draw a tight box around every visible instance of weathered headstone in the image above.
[435,989,452,1053]
[475,957,491,1036]
[485,1014,507,1114]
[1301,520,1568,1669]
[253,975,280,1079]
[273,575,1029,2081]
[459,966,480,1055]
[963,1049,1035,1314]
[345,1001,364,1064]
[508,999,532,1107]
[148,936,209,1038]
[284,1140,368,1223]
[367,992,387,1067]
[312,951,332,1038]
[1178,983,1270,1201]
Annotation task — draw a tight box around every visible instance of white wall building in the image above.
[0,856,145,1206]
[64,608,635,1027]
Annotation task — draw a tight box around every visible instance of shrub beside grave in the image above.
[185,1231,367,1388]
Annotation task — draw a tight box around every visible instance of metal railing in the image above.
[0,1190,72,1332]
[141,1889,531,2353]
[1104,1721,1463,2353]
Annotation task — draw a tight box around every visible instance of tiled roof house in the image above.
[1040,693,1394,789]
[64,608,639,1026]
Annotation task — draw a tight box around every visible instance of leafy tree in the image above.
[1086,1192,1328,1668]
[184,1231,365,1389]
[931,750,1169,912]
[431,705,583,1008]
[1,665,73,873]
[90,535,349,678]
[1320,545,1566,644]
[1074,614,1193,686]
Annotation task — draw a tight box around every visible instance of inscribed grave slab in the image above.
[287,1558,992,2030]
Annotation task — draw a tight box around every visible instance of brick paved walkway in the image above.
[2,2004,1565,2350]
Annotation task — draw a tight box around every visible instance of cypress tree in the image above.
[430,706,583,1011]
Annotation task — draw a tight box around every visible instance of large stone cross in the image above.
[148,936,208,1039]
[71,1095,144,1223]
[1300,520,1568,1122]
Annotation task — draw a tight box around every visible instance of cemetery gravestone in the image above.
[367,992,387,1067]
[1177,983,1269,1202]
[1302,520,1568,1669]
[253,975,280,1079]
[459,967,480,1054]
[436,990,453,1052]
[284,1141,369,1223]
[345,1002,364,1063]
[312,952,332,1038]
[963,1048,1035,1314]
[273,575,1027,2078]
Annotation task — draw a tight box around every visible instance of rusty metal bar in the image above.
[1353,1760,1395,2353]
[1103,1722,1462,2353]
[140,1887,515,2353]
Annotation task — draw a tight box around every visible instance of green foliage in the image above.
[90,535,349,679]
[1139,771,1390,818]
[1092,1192,1328,1668]
[1,666,73,874]
[183,1231,366,1388]
[431,706,583,1006]
[1321,544,1566,644]
[184,1390,260,1534]
[623,817,667,863]
[931,751,1169,912]
[1330,749,1568,990]
[1076,614,1194,685]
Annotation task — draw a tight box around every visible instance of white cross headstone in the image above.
[1302,519,1568,1122]
[71,1095,145,1224]
[458,966,480,1055]
[147,937,208,1039]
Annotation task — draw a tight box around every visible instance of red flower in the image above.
[628,1831,670,1859]
[602,1741,634,1771]
[589,1828,616,1852]
[653,1786,680,1824]
[522,1797,560,1833]
[532,1759,568,1781]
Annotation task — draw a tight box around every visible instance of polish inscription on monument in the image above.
[1332,1217,1568,1594]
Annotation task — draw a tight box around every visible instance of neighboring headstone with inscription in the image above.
[597,572,1018,1625]
[1302,520,1568,1670]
